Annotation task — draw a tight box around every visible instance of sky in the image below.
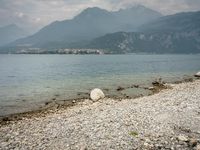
[0,0,200,32]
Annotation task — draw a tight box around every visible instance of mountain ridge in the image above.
[6,5,162,48]
[86,11,200,54]
[138,11,200,33]
[2,7,200,54]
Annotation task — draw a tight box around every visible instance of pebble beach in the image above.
[0,79,200,150]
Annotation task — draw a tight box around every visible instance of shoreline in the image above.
[0,77,200,149]
[0,76,197,126]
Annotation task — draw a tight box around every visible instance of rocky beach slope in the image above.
[0,79,200,150]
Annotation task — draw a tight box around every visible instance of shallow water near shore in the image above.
[0,54,200,116]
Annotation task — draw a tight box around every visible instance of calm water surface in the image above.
[0,54,200,116]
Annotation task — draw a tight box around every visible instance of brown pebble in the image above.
[134,85,139,88]
[189,138,197,147]
[45,102,50,105]
[116,86,125,91]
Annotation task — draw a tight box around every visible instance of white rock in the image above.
[90,88,105,101]
[195,71,200,77]
[148,87,155,90]
[177,135,188,142]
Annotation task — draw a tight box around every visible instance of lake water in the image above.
[0,54,200,116]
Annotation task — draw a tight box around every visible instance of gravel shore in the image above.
[0,80,200,150]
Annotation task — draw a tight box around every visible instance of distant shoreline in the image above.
[1,52,200,55]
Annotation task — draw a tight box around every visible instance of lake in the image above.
[0,54,200,116]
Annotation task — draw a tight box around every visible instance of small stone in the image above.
[72,100,76,103]
[45,101,50,105]
[145,139,151,143]
[143,142,149,147]
[148,87,155,90]
[116,86,125,91]
[197,145,200,150]
[189,138,197,147]
[155,144,163,149]
[133,85,139,88]
[143,142,154,149]
[152,81,160,86]
[194,72,200,77]
[77,110,82,114]
[80,145,87,150]
[184,78,193,82]
[177,135,189,142]
[97,142,101,146]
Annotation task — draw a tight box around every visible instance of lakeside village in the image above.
[15,48,104,54]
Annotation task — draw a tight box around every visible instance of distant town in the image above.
[15,48,104,54]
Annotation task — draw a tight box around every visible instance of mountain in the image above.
[114,5,162,32]
[138,11,200,33]
[86,11,200,54]
[87,31,200,54]
[6,6,162,49]
[0,24,29,46]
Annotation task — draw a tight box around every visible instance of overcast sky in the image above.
[0,0,200,32]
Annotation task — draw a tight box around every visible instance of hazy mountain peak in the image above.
[75,7,110,19]
[1,24,20,30]
[113,5,162,31]
[0,24,29,46]
[83,7,106,12]
[118,4,162,15]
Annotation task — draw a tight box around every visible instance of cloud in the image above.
[0,0,200,32]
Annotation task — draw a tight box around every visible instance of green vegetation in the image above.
[129,131,139,137]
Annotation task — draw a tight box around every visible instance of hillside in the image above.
[87,11,200,54]
[6,6,162,48]
[0,24,28,46]
[87,32,200,54]
[138,11,200,33]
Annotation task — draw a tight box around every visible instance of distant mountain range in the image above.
[4,6,162,48]
[0,24,29,46]
[1,6,200,54]
[87,11,200,54]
